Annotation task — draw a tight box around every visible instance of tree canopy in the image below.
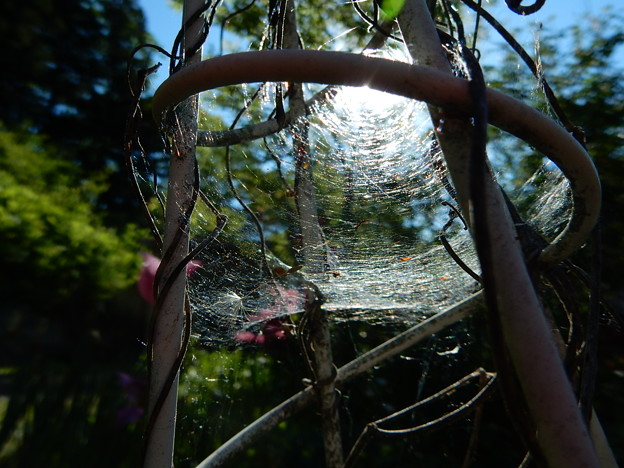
[0,0,161,223]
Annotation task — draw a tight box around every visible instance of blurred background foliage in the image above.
[0,0,622,466]
[0,1,156,466]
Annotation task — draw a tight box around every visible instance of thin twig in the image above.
[219,83,278,279]
[344,369,496,467]
[196,17,395,148]
[459,0,585,144]
[124,58,165,248]
[461,370,488,468]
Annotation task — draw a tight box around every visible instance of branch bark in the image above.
[144,1,205,467]
[397,1,599,467]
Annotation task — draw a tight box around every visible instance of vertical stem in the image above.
[282,4,327,274]
[308,298,345,468]
[293,117,327,272]
[397,1,599,467]
[283,3,343,466]
[144,1,205,467]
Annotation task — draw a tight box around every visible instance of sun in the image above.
[330,45,416,115]
[335,84,408,113]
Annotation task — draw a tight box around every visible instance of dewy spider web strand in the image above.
[189,84,480,339]
[164,45,597,343]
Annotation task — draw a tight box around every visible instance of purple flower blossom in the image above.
[116,372,146,426]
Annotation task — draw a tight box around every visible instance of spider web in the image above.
[132,2,598,465]
[180,43,571,348]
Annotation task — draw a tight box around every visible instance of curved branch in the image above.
[397,2,597,466]
[196,20,395,149]
[152,49,600,266]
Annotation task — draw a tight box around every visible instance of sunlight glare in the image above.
[332,46,414,115]
[335,84,407,114]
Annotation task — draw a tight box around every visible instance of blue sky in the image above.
[136,0,622,88]
[138,0,180,51]
[138,0,621,49]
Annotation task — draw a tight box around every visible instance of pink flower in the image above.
[137,253,160,305]
[235,286,302,345]
[272,286,302,315]
[137,252,203,305]
[235,309,287,345]
[235,330,261,343]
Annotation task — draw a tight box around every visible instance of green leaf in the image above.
[380,0,406,19]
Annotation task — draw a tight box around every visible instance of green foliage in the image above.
[0,2,157,465]
[0,0,162,223]
[0,129,143,307]
[0,128,150,467]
